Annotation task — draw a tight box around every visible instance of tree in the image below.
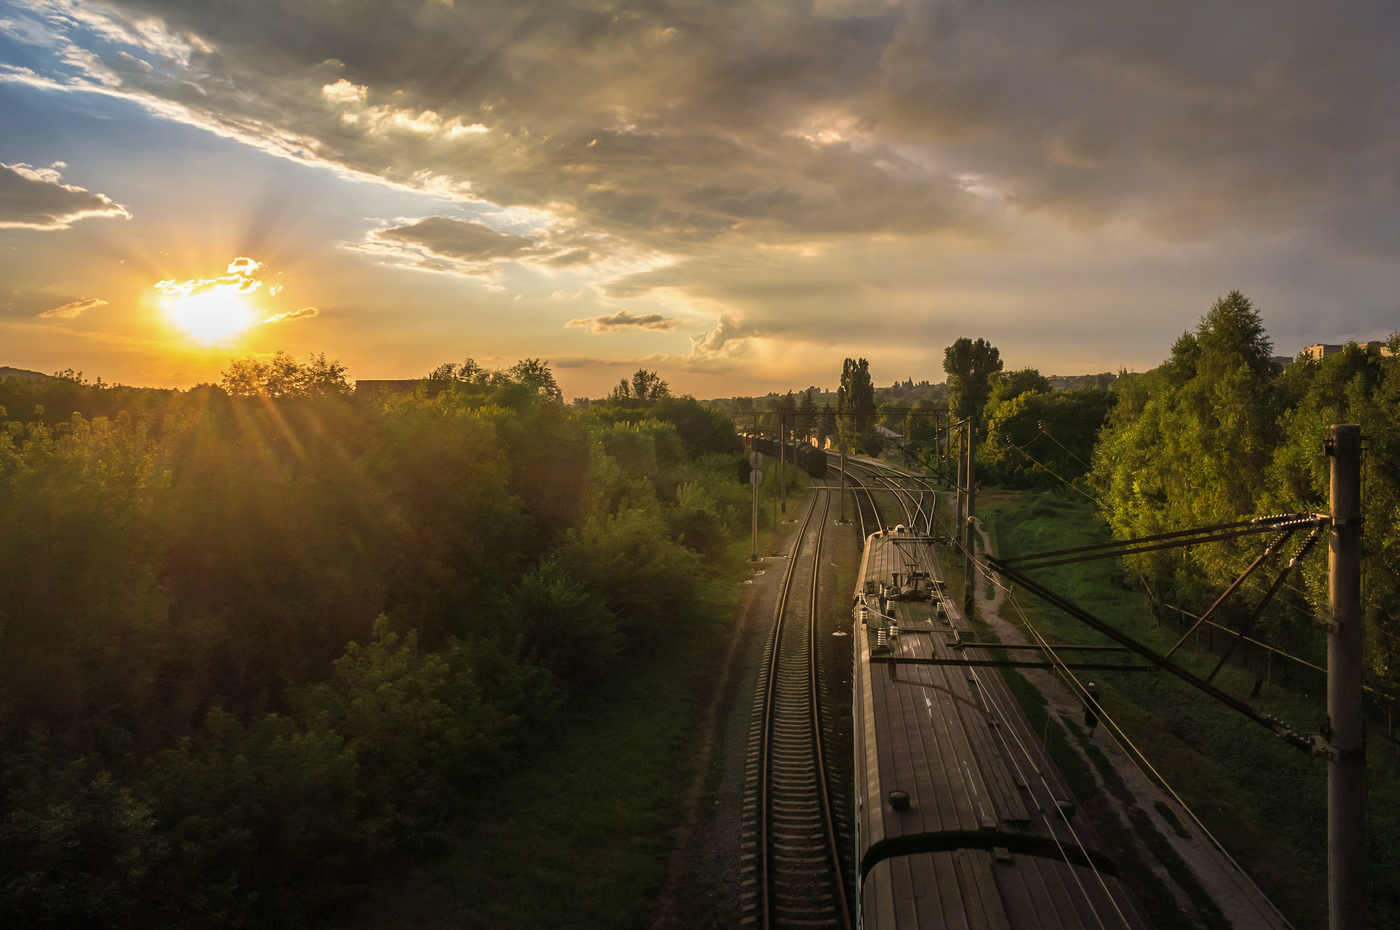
[816,402,835,445]
[837,358,878,451]
[986,368,1050,409]
[777,391,797,439]
[609,369,669,403]
[221,351,350,398]
[943,338,1003,422]
[425,359,483,383]
[631,369,670,402]
[1091,291,1284,613]
[795,389,816,442]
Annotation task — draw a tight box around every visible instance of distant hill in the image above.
[0,366,52,381]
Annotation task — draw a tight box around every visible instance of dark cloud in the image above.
[567,309,677,332]
[17,0,1398,257]
[373,217,538,262]
[0,163,130,229]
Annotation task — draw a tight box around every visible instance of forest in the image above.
[966,292,1400,709]
[0,356,749,928]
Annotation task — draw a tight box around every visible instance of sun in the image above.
[169,290,255,343]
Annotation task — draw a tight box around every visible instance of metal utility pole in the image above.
[838,439,848,524]
[779,413,787,514]
[750,415,761,562]
[954,423,965,549]
[1328,423,1365,930]
[964,417,977,616]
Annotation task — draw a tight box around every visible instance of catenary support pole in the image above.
[751,415,759,562]
[964,417,977,616]
[779,413,787,514]
[1328,423,1365,930]
[955,423,964,550]
[838,439,847,524]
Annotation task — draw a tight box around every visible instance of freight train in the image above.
[744,433,828,479]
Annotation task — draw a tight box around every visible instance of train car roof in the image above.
[855,530,1149,930]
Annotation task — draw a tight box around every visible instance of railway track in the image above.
[851,458,943,538]
[741,481,852,930]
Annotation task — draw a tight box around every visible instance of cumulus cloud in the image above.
[39,296,106,318]
[689,313,759,359]
[260,306,319,325]
[0,162,130,229]
[567,309,677,333]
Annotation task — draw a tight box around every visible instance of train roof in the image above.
[855,529,1150,930]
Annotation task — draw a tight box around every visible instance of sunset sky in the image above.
[2,0,1397,398]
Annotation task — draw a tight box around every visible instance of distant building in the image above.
[354,379,420,394]
[1302,341,1396,361]
[1045,372,1117,391]
[1303,344,1345,361]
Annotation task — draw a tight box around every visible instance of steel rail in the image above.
[758,480,851,930]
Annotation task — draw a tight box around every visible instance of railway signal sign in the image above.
[750,451,763,468]
[751,469,764,487]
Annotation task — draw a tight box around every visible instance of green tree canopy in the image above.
[837,357,877,450]
[222,351,350,397]
[943,337,1003,421]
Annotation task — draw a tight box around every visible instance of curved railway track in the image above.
[741,481,852,930]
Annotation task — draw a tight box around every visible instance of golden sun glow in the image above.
[169,290,256,343]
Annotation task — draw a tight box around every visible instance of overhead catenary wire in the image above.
[904,527,1132,928]
[1000,584,1297,930]
[954,528,1294,928]
[948,471,1309,923]
[1001,432,1104,506]
[866,479,1133,926]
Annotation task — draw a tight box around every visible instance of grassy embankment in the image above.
[974,490,1400,930]
[415,463,811,929]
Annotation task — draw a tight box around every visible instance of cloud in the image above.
[155,256,264,297]
[549,355,605,368]
[259,306,319,325]
[39,296,107,318]
[689,313,759,359]
[567,309,677,333]
[0,162,130,229]
[373,216,537,262]
[7,0,1400,376]
[4,0,1397,261]
[360,214,635,276]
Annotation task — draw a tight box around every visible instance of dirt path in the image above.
[647,511,811,930]
[971,516,1293,930]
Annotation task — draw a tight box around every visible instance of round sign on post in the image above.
[750,451,763,468]
[750,469,764,487]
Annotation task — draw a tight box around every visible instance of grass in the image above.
[979,489,1400,929]
[431,636,712,929]
[422,483,814,929]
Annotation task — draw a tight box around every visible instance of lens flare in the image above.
[169,291,254,343]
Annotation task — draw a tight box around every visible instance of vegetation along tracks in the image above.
[741,479,852,930]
